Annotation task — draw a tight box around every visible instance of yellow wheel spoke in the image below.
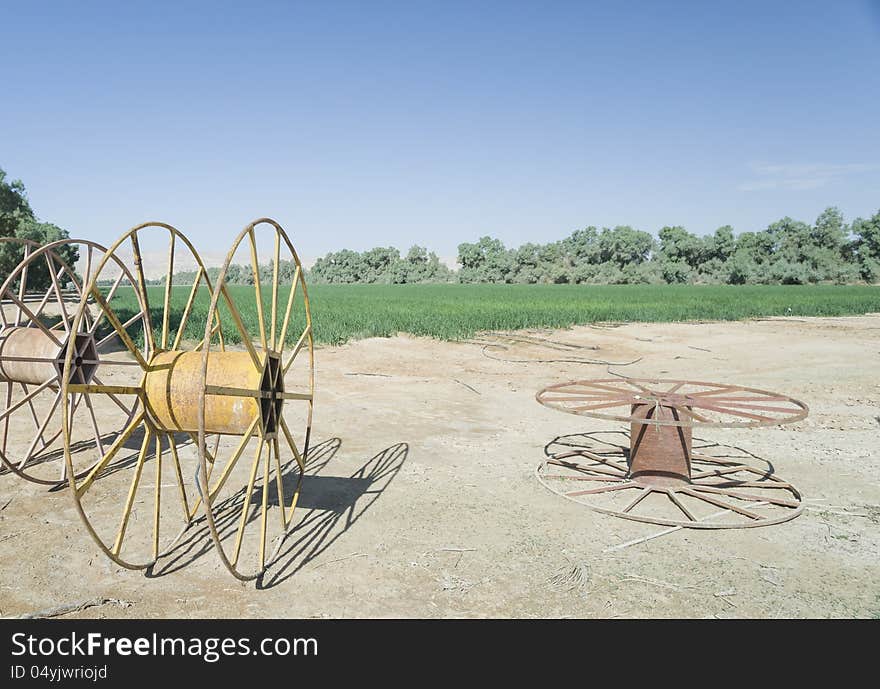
[161,233,175,350]
[153,434,163,560]
[259,438,270,570]
[272,436,287,531]
[271,231,280,349]
[279,416,305,472]
[282,325,311,375]
[277,267,300,351]
[248,228,268,352]
[112,427,152,556]
[232,439,264,568]
[206,416,260,503]
[88,287,148,368]
[167,435,192,523]
[172,267,205,350]
[76,411,146,497]
[220,284,262,369]
[129,232,155,353]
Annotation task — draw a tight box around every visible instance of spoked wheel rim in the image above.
[197,218,314,580]
[536,432,804,529]
[62,223,222,570]
[0,237,119,485]
[537,378,809,428]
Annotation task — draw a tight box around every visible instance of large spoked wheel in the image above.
[197,218,314,580]
[0,237,124,485]
[61,223,222,569]
[537,378,809,428]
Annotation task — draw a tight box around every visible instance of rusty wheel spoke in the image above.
[565,481,638,498]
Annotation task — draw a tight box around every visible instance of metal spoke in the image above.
[259,437,271,570]
[681,488,763,520]
[279,416,305,472]
[220,284,262,369]
[153,434,163,560]
[161,233,175,350]
[566,482,638,498]
[547,456,627,478]
[112,427,151,556]
[276,267,300,351]
[272,435,287,530]
[167,434,191,523]
[232,439,264,568]
[282,324,310,375]
[21,383,46,438]
[76,411,146,497]
[689,484,800,508]
[570,399,636,413]
[0,379,56,423]
[271,231,280,350]
[172,268,205,350]
[14,244,30,326]
[542,473,626,483]
[248,229,268,353]
[206,417,261,503]
[90,375,137,417]
[87,287,148,368]
[2,383,11,455]
[5,292,62,346]
[129,232,154,354]
[666,489,697,520]
[685,401,776,423]
[82,387,106,459]
[19,389,63,469]
[88,272,125,336]
[45,253,71,333]
[622,487,652,513]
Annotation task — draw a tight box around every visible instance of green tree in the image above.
[458,236,513,283]
[0,167,76,289]
[597,226,655,268]
[852,209,880,281]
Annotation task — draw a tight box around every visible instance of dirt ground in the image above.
[1,315,878,618]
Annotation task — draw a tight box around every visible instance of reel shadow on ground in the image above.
[257,441,408,589]
[149,437,344,578]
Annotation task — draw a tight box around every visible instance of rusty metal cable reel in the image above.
[535,378,808,528]
[0,237,137,485]
[60,223,225,569]
[194,218,314,580]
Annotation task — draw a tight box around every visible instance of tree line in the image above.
[308,207,880,286]
[4,166,879,289]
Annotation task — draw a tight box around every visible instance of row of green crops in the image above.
[105,283,880,347]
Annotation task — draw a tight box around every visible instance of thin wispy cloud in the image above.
[738,162,879,191]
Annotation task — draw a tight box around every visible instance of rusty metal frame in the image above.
[536,378,808,529]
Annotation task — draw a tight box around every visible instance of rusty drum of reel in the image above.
[536,377,809,529]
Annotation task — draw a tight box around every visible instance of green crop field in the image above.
[103,283,880,347]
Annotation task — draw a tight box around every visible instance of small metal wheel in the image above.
[61,223,221,569]
[0,237,124,485]
[537,432,804,528]
[196,218,314,580]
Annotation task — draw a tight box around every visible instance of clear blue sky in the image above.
[2,0,878,264]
